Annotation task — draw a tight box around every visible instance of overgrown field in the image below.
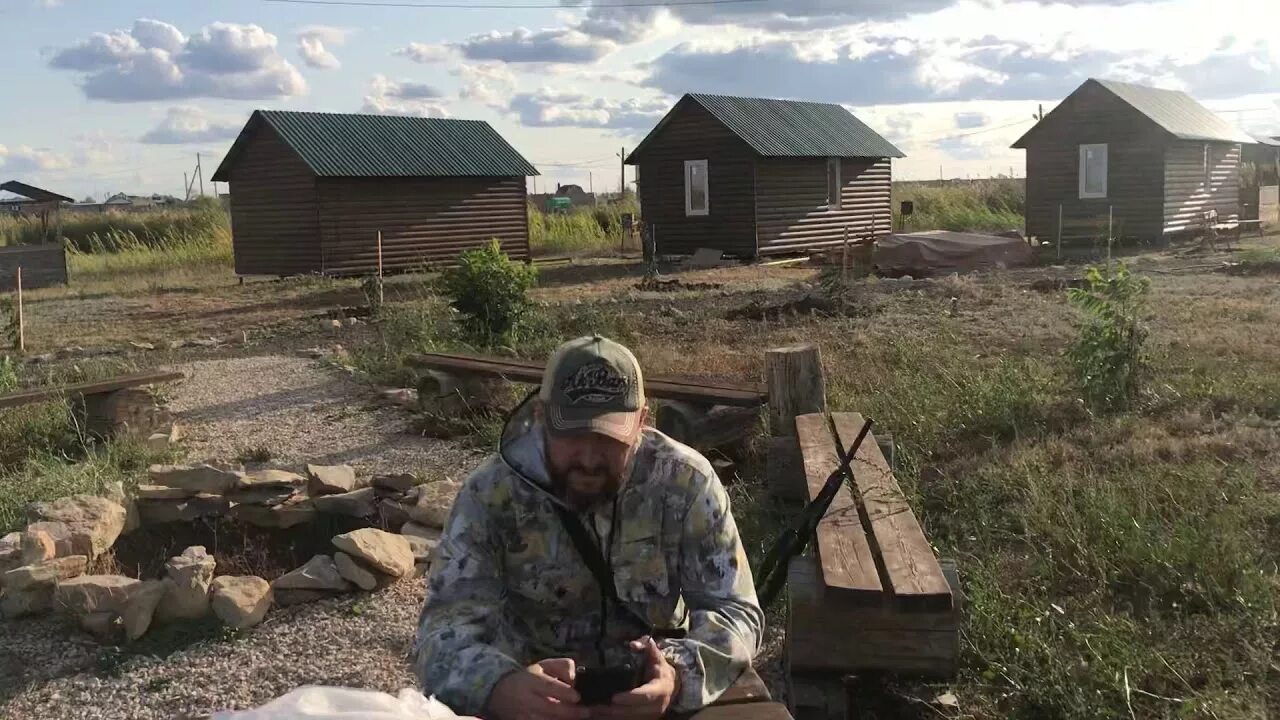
[353,239,1279,718]
[527,195,640,256]
[894,178,1025,232]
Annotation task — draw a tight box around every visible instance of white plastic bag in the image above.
[210,686,479,720]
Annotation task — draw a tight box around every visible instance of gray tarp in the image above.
[873,230,1032,277]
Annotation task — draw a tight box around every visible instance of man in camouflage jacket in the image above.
[414,336,763,719]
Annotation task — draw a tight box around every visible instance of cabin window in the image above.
[827,158,842,210]
[1078,144,1108,199]
[685,159,709,216]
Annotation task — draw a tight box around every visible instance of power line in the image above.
[920,118,1034,144]
[265,0,765,7]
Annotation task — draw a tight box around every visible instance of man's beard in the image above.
[549,464,622,511]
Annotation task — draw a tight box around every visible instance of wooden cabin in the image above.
[625,94,904,258]
[1012,79,1254,245]
[211,111,539,276]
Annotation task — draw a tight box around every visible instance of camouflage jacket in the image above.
[413,413,763,716]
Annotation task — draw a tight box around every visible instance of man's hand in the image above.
[486,658,589,720]
[591,637,680,720]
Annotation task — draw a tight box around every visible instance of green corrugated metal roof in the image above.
[627,93,904,162]
[212,110,538,181]
[1013,79,1254,147]
[1094,80,1255,143]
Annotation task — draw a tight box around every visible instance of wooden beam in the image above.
[406,352,766,407]
[765,345,826,437]
[0,370,185,410]
[795,412,882,601]
[832,412,953,612]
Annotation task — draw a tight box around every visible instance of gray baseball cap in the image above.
[540,335,645,442]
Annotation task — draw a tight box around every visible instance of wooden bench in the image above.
[784,412,959,719]
[406,351,765,450]
[681,667,792,720]
[0,369,184,439]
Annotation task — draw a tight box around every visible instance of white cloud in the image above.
[395,42,454,63]
[49,19,307,102]
[454,63,517,105]
[298,25,348,70]
[0,144,73,173]
[141,106,243,144]
[505,88,668,129]
[457,27,615,64]
[361,75,451,117]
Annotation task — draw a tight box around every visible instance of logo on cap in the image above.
[561,361,629,405]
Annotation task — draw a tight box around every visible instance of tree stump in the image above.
[766,345,827,438]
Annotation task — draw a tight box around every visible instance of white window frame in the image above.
[827,157,842,210]
[1078,143,1108,199]
[684,159,709,216]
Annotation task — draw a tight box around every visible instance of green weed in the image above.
[894,179,1025,232]
[1066,263,1151,412]
[528,197,639,257]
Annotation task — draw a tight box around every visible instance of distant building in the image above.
[1012,78,1255,243]
[626,93,904,258]
[211,110,539,276]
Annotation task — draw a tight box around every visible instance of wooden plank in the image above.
[0,370,185,410]
[832,413,952,613]
[405,352,767,407]
[787,555,958,677]
[680,702,793,720]
[794,412,882,601]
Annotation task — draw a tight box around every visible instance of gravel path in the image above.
[167,355,483,478]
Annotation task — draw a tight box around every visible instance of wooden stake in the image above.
[841,226,850,283]
[1057,204,1063,260]
[16,266,25,353]
[376,230,385,306]
[1108,206,1114,263]
[765,344,827,438]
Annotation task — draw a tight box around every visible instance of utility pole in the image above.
[183,172,190,202]
[589,171,593,195]
[618,146,626,199]
[196,153,205,197]
[1036,104,1044,121]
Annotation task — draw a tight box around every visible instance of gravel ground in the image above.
[166,354,483,478]
[0,581,425,719]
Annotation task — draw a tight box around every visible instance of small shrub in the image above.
[0,296,18,351]
[1066,262,1151,412]
[236,445,274,463]
[0,354,17,393]
[439,240,538,347]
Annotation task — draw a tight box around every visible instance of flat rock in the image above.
[0,532,19,573]
[210,575,272,629]
[231,500,316,529]
[22,521,93,559]
[273,588,334,606]
[226,486,299,507]
[80,611,124,641]
[122,580,167,640]
[148,464,243,495]
[312,487,376,518]
[376,499,412,530]
[400,522,442,543]
[2,555,88,592]
[404,534,438,563]
[26,495,126,558]
[372,473,418,494]
[137,495,230,525]
[156,546,216,622]
[133,485,198,501]
[331,529,413,578]
[333,552,378,591]
[306,464,359,496]
[20,528,58,565]
[406,480,462,529]
[55,575,140,616]
[381,388,418,407]
[0,586,54,618]
[272,555,351,593]
[102,481,139,535]
[238,469,306,490]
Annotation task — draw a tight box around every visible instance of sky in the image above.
[1,0,1278,201]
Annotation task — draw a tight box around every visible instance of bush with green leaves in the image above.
[0,354,17,393]
[1066,262,1151,412]
[439,240,538,346]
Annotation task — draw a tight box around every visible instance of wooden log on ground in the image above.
[766,345,826,437]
